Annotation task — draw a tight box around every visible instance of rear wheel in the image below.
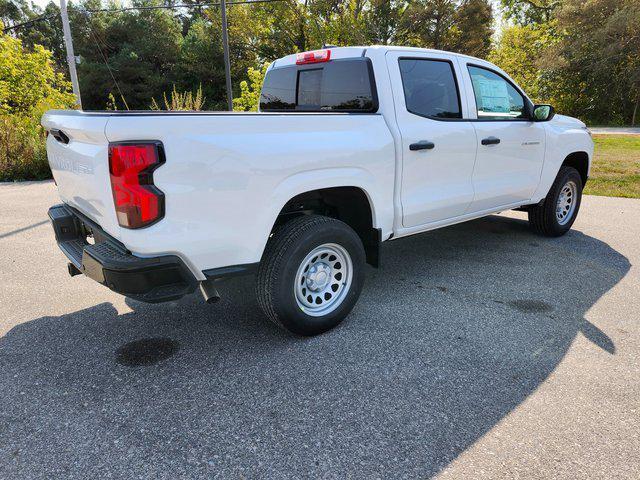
[528,166,583,237]
[256,215,365,336]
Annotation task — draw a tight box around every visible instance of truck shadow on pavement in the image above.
[0,214,630,479]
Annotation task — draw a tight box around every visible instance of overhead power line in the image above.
[2,0,287,111]
[2,14,59,33]
[84,0,286,14]
[83,11,129,110]
[2,0,286,31]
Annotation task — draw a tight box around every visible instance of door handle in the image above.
[409,140,435,151]
[50,128,69,145]
[481,136,501,146]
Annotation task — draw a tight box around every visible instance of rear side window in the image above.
[399,59,461,119]
[260,57,378,112]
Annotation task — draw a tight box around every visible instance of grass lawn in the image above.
[586,134,640,198]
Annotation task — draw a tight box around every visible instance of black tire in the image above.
[528,166,583,237]
[256,215,366,336]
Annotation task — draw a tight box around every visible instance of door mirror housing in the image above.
[532,104,555,122]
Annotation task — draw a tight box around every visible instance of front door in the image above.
[386,51,478,227]
[463,64,546,212]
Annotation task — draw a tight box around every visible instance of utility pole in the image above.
[60,0,82,108]
[220,0,233,111]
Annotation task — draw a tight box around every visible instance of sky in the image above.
[31,0,54,8]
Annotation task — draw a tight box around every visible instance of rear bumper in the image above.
[48,204,197,303]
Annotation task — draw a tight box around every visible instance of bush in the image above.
[0,29,75,181]
[0,113,50,181]
[150,84,205,111]
[233,66,267,112]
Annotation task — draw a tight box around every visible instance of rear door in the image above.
[385,51,478,227]
[460,63,545,211]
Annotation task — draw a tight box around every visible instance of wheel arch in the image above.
[531,145,592,203]
[269,186,382,267]
[562,151,590,186]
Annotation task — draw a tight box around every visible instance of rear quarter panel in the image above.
[104,113,395,278]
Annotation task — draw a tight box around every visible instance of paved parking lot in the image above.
[1,181,639,479]
[590,127,640,135]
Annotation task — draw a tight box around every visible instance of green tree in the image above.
[0,0,29,25]
[552,0,640,124]
[0,28,74,114]
[175,18,227,110]
[176,12,257,110]
[13,2,66,70]
[489,23,557,102]
[364,0,404,45]
[5,0,499,111]
[71,2,184,110]
[400,0,457,49]
[500,0,558,25]
[452,0,493,58]
[398,0,493,56]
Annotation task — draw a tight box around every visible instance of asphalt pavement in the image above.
[1,181,639,479]
[589,127,640,135]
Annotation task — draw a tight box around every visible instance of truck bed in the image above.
[42,109,395,279]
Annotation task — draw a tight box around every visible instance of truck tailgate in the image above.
[41,111,121,240]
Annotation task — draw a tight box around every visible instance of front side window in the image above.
[398,58,461,119]
[260,57,377,112]
[468,66,527,120]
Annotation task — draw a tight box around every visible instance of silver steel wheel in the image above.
[556,180,577,225]
[294,243,353,317]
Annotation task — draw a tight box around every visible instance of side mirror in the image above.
[532,104,555,122]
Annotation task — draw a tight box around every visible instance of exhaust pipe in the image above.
[199,279,220,304]
[67,262,82,277]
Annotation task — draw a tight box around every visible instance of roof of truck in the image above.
[272,45,487,69]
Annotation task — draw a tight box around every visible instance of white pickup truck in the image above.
[43,46,593,335]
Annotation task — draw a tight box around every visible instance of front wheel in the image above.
[528,166,583,237]
[256,215,366,336]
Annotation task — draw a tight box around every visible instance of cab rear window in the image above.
[260,57,378,112]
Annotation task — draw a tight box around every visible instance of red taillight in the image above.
[296,49,331,65]
[108,142,165,229]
